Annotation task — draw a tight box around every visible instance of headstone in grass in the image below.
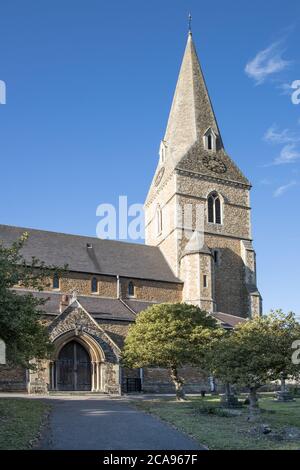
[220,393,242,408]
[0,338,6,364]
[220,383,242,408]
[275,390,294,402]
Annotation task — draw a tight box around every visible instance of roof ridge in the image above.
[0,223,160,250]
[1,224,181,283]
[213,311,247,320]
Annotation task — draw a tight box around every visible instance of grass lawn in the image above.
[0,398,50,450]
[134,395,300,450]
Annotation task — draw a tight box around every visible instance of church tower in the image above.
[144,31,262,318]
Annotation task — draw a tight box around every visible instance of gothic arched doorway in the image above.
[56,340,91,391]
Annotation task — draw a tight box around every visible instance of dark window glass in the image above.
[91,277,98,293]
[208,196,214,223]
[214,250,219,264]
[203,275,207,288]
[215,197,221,224]
[53,274,60,289]
[128,281,135,297]
[207,134,212,150]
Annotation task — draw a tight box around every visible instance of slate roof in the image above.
[124,299,158,314]
[0,224,180,283]
[15,289,136,322]
[14,289,246,328]
[211,311,246,329]
[14,289,162,322]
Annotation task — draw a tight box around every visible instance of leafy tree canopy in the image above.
[206,311,300,418]
[122,302,222,399]
[265,309,300,381]
[208,311,300,389]
[0,233,65,367]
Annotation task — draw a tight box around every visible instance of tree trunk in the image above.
[170,366,185,401]
[248,386,260,421]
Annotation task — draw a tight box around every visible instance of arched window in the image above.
[156,205,162,235]
[91,277,98,293]
[53,273,60,290]
[208,196,214,223]
[207,193,222,224]
[215,197,221,224]
[203,128,217,151]
[128,281,135,297]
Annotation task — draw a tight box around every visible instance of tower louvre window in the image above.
[207,192,222,225]
[208,196,214,223]
[207,134,213,150]
[203,128,217,151]
[215,197,221,224]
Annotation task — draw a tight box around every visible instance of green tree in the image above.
[266,310,300,394]
[208,313,300,420]
[0,233,64,368]
[122,303,221,400]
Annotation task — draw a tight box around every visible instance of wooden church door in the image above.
[57,340,91,391]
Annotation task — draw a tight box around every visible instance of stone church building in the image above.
[0,32,262,394]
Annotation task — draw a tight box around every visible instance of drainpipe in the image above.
[139,368,144,388]
[116,275,120,299]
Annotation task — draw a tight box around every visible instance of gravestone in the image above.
[275,390,294,402]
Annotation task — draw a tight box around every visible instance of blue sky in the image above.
[0,1,299,315]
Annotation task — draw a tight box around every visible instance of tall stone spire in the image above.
[164,32,222,166]
[145,29,261,319]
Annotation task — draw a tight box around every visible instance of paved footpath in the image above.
[38,396,204,450]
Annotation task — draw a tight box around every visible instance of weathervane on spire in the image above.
[188,13,192,34]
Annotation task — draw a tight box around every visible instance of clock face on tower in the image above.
[202,155,227,174]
